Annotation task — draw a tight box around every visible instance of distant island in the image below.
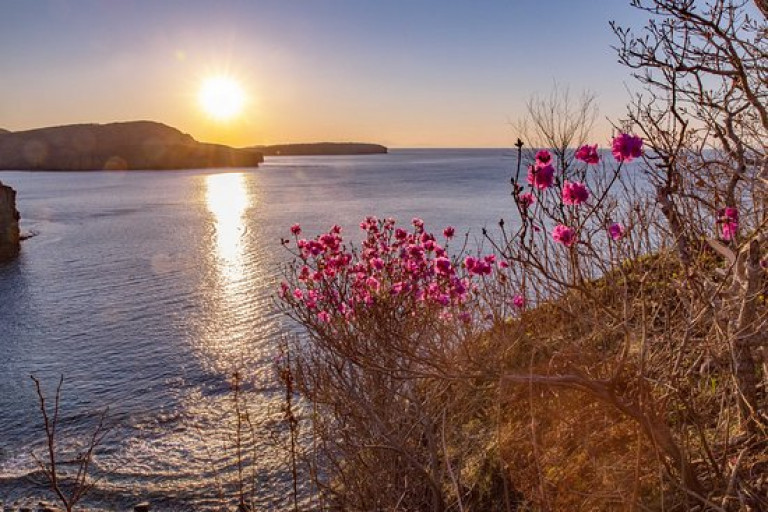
[252,142,387,156]
[0,121,263,171]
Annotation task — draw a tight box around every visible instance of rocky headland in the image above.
[252,142,387,156]
[0,122,263,170]
[0,180,20,261]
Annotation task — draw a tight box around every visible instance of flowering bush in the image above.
[508,134,642,277]
[277,217,529,510]
[280,217,527,340]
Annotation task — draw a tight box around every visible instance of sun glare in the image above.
[198,76,246,121]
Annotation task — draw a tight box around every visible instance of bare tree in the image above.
[513,83,599,173]
[30,375,109,512]
[613,0,767,432]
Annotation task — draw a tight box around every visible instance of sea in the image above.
[0,149,520,510]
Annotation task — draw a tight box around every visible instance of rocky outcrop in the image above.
[0,181,20,261]
[253,142,387,156]
[0,121,263,170]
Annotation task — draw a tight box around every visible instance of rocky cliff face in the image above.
[0,181,20,261]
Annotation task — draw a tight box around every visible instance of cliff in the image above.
[0,122,263,170]
[0,181,20,261]
[253,142,387,156]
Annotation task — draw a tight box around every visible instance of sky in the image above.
[0,1,651,148]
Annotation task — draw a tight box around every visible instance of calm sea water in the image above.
[0,149,518,510]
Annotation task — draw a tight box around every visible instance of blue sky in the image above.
[0,1,650,147]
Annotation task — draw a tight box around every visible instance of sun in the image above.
[198,76,246,121]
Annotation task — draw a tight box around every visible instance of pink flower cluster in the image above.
[527,149,555,190]
[562,180,589,206]
[575,144,600,164]
[552,224,576,247]
[518,192,536,209]
[719,207,739,241]
[519,135,642,248]
[281,218,515,326]
[611,134,643,162]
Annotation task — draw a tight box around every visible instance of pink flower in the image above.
[307,240,324,256]
[434,256,452,275]
[451,279,467,297]
[575,144,600,164]
[369,257,385,270]
[611,134,643,162]
[518,192,535,209]
[464,256,477,272]
[293,288,304,300]
[535,149,552,166]
[471,260,492,276]
[552,224,576,247]
[290,223,301,235]
[512,294,525,309]
[443,226,455,239]
[719,207,739,241]
[408,244,424,259]
[317,311,331,323]
[320,233,340,251]
[721,207,739,221]
[498,260,509,269]
[527,164,555,190]
[608,223,625,240]
[562,180,589,206]
[366,276,381,293]
[412,217,424,230]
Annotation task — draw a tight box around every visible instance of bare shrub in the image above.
[29,375,109,512]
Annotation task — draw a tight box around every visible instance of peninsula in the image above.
[0,121,263,171]
[252,142,387,156]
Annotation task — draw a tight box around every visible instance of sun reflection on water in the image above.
[206,172,250,267]
[199,172,255,372]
